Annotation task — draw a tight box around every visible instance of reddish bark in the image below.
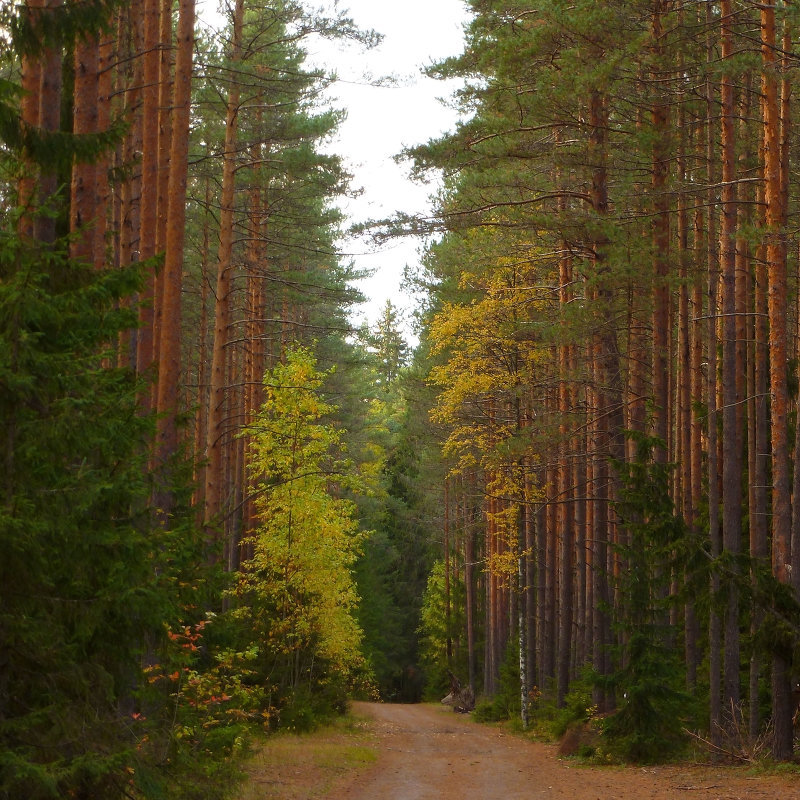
[135,0,161,390]
[155,0,195,481]
[70,37,99,262]
[760,0,793,760]
[205,0,244,537]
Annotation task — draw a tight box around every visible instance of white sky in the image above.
[306,0,470,337]
[198,0,470,338]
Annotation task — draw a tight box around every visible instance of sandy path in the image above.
[324,702,800,800]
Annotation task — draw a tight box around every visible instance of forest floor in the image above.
[239,701,800,800]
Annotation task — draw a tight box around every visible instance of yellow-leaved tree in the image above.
[425,245,546,721]
[232,347,371,724]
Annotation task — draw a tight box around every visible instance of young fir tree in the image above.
[601,433,692,763]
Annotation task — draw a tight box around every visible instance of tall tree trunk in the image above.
[524,464,536,689]
[761,0,793,760]
[557,247,574,707]
[543,455,557,683]
[518,495,529,728]
[93,32,112,269]
[193,169,212,514]
[153,0,174,408]
[651,0,670,459]
[687,128,705,690]
[535,485,547,689]
[676,83,696,682]
[704,1,722,746]
[18,0,44,239]
[749,112,769,739]
[734,75,754,732]
[70,38,99,262]
[719,0,741,720]
[155,0,195,491]
[118,4,143,368]
[444,477,453,667]
[31,0,64,246]
[136,0,161,394]
[589,89,620,711]
[464,473,477,690]
[205,0,243,536]
[242,140,265,537]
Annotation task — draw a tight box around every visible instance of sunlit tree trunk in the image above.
[761,0,793,760]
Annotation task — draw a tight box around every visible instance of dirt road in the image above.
[323,702,800,800]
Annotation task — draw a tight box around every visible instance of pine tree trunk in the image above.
[761,0,793,760]
[749,118,769,739]
[155,0,195,486]
[543,456,557,683]
[194,170,212,514]
[518,494,529,729]
[444,477,453,666]
[719,0,741,720]
[153,0,174,408]
[18,0,44,238]
[589,89,621,711]
[484,477,496,694]
[243,145,265,537]
[464,473,477,690]
[136,0,161,393]
[118,5,143,367]
[205,0,243,538]
[70,37,99,262]
[32,0,64,245]
[703,1,722,746]
[93,33,112,269]
[557,251,573,706]
[651,1,670,460]
[535,484,547,690]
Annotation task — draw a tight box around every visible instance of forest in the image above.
[2,0,800,798]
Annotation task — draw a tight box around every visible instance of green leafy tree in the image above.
[231,348,371,723]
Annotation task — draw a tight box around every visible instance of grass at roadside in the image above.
[235,711,377,800]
